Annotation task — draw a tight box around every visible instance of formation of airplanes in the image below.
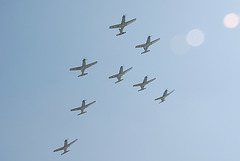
[54,15,174,156]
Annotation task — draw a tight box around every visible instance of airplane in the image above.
[133,76,156,92]
[155,89,175,103]
[109,15,136,36]
[109,66,133,84]
[70,58,97,77]
[53,139,78,155]
[135,36,160,54]
[70,100,96,115]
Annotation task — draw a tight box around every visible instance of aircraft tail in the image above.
[116,32,126,36]
[78,111,87,116]
[138,88,146,92]
[61,150,69,155]
[115,79,123,84]
[78,73,88,77]
[159,100,165,104]
[141,50,150,54]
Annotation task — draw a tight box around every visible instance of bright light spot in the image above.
[186,29,205,47]
[223,13,239,28]
[170,35,190,55]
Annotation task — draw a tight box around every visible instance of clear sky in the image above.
[1,0,240,161]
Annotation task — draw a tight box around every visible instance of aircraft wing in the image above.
[70,106,83,111]
[154,96,163,101]
[122,67,133,75]
[125,18,136,26]
[70,66,83,71]
[109,24,121,29]
[85,61,97,69]
[69,139,78,146]
[146,78,156,84]
[166,90,175,97]
[133,83,143,87]
[135,43,147,48]
[150,38,160,45]
[109,73,119,79]
[86,101,96,108]
[53,146,64,152]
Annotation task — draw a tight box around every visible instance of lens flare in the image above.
[223,13,239,28]
[186,29,205,47]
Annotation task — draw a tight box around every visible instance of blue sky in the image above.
[1,0,240,161]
